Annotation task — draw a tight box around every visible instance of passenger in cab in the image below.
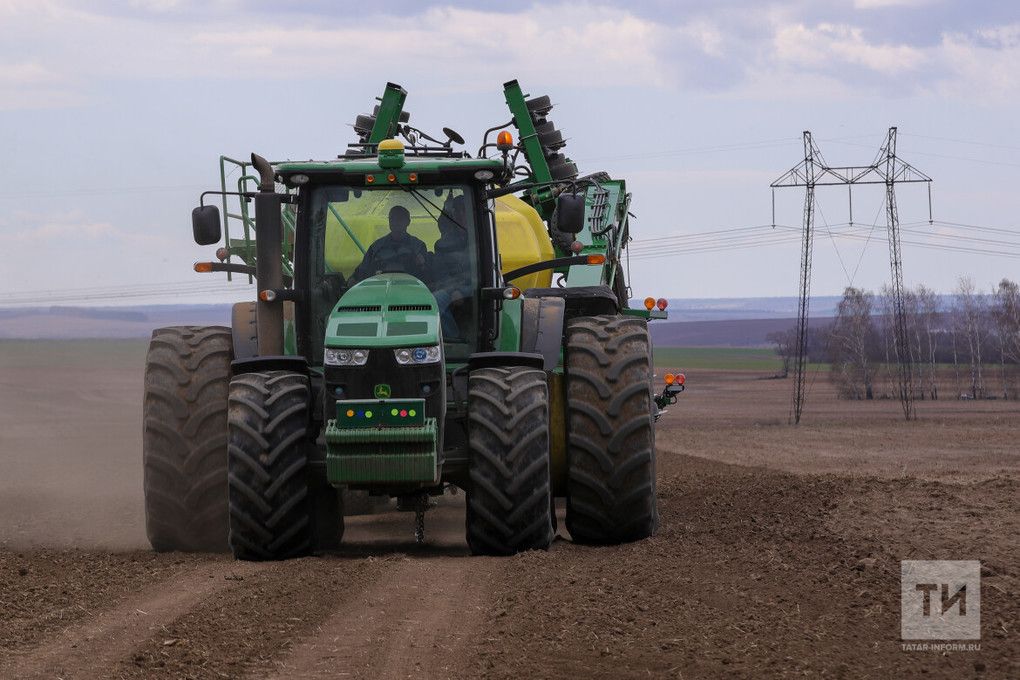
[430,197,472,341]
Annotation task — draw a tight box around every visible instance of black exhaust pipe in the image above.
[251,153,284,356]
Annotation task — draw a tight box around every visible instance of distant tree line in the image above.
[767,277,1020,400]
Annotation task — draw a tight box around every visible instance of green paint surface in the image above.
[277,157,503,176]
[324,416,438,484]
[496,299,523,352]
[325,273,440,349]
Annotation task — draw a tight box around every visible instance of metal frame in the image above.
[218,155,296,283]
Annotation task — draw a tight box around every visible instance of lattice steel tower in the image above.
[771,128,932,423]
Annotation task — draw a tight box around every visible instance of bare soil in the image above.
[1,346,1018,678]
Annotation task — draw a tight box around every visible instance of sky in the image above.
[1,0,1019,306]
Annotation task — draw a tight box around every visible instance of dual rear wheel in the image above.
[464,314,658,555]
[143,328,337,560]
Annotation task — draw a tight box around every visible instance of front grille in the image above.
[388,304,432,312]
[336,305,381,312]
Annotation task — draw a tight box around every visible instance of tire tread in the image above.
[143,326,232,552]
[466,367,554,556]
[565,315,658,544]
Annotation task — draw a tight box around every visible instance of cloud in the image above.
[10,217,115,242]
[936,23,1020,100]
[0,61,58,84]
[189,5,671,88]
[774,22,925,74]
[853,0,939,8]
[0,1,1019,107]
[0,59,84,110]
[7,212,172,248]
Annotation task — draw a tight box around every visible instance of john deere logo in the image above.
[374,384,391,399]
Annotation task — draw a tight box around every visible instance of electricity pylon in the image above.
[771,128,932,423]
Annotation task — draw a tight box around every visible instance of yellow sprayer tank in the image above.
[493,194,555,290]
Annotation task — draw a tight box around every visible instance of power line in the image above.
[574,137,802,164]
[6,279,254,305]
[933,219,1020,237]
[825,138,1020,170]
[627,219,1020,258]
[900,132,1020,153]
[0,185,206,200]
[627,225,1020,261]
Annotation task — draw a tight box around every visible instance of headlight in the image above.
[394,345,441,365]
[324,348,369,366]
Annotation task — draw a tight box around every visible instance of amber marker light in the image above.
[586,254,606,265]
[366,175,376,184]
[664,373,676,385]
[387,173,397,183]
[408,172,418,182]
[258,289,277,302]
[194,262,213,273]
[644,297,655,310]
[496,130,514,150]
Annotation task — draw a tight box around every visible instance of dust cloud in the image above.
[0,340,149,550]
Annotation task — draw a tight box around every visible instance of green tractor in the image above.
[142,80,683,559]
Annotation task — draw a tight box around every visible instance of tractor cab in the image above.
[289,165,491,367]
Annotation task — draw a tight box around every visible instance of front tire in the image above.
[565,315,658,544]
[466,367,554,556]
[143,326,232,552]
[227,371,317,561]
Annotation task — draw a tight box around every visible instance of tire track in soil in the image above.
[0,559,266,680]
[265,556,493,680]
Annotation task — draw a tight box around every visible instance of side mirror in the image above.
[192,205,222,245]
[554,193,585,234]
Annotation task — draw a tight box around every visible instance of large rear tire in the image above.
[230,301,258,359]
[227,371,318,561]
[143,326,232,552]
[565,315,658,544]
[466,367,554,556]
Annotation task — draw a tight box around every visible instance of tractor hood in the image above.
[325,273,440,349]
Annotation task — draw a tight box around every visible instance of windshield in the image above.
[308,184,479,360]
